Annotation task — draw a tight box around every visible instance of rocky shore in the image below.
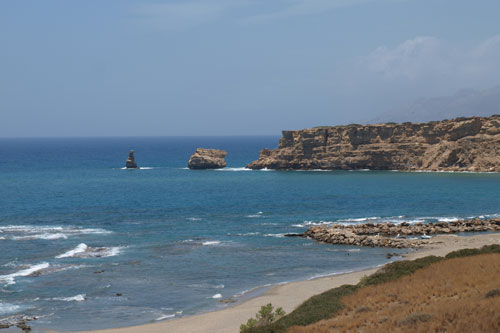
[294,218,500,248]
[247,115,500,172]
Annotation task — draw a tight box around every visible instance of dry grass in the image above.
[289,253,500,333]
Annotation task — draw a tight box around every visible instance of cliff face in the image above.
[247,115,500,172]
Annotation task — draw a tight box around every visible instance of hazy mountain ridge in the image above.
[371,85,500,124]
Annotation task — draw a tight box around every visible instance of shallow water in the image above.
[0,137,499,331]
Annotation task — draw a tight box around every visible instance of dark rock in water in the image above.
[0,315,37,331]
[94,270,105,274]
[219,298,236,304]
[188,148,227,169]
[115,293,123,297]
[284,233,305,237]
[125,150,139,169]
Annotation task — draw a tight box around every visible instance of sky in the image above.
[1,0,500,137]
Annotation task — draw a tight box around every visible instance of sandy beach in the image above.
[69,232,500,333]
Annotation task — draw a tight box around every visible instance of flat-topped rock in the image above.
[125,150,138,169]
[188,148,227,169]
[247,115,500,172]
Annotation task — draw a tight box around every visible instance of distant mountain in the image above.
[371,85,500,124]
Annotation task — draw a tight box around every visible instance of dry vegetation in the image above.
[289,253,500,333]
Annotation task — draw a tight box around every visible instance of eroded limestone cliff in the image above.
[247,115,500,172]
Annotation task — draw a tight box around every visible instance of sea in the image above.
[1,136,500,331]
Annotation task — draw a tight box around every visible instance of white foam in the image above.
[186,217,202,221]
[202,241,221,246]
[292,221,334,228]
[340,217,380,223]
[307,270,354,280]
[438,217,459,222]
[230,232,260,236]
[216,167,252,172]
[155,314,175,321]
[212,293,222,299]
[215,284,224,289]
[56,244,123,258]
[0,303,21,315]
[1,225,111,241]
[52,294,86,302]
[13,233,68,240]
[56,243,88,258]
[139,167,153,170]
[264,233,285,238]
[0,263,50,285]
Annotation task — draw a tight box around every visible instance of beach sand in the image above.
[78,233,500,333]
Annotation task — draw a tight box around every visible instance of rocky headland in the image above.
[188,148,227,169]
[247,115,500,171]
[294,218,500,248]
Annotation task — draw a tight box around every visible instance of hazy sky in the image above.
[2,0,500,137]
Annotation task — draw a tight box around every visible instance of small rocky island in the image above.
[188,148,227,169]
[125,150,139,169]
[247,115,500,172]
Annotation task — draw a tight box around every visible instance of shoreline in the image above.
[60,232,500,333]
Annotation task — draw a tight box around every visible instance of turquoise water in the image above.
[1,137,500,331]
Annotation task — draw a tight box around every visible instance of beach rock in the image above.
[188,148,227,169]
[125,150,138,169]
[247,115,500,172]
[302,218,500,249]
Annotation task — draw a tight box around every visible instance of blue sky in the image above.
[1,0,500,137]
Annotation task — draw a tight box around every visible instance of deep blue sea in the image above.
[1,136,500,331]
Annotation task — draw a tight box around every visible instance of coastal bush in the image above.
[245,245,500,333]
[445,244,500,259]
[358,255,443,287]
[240,303,285,333]
[291,253,500,332]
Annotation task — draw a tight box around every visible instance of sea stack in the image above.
[125,150,139,169]
[188,148,227,169]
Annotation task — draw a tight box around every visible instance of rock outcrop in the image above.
[247,115,500,172]
[297,218,500,248]
[125,150,138,169]
[188,148,227,169]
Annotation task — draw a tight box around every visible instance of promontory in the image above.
[247,115,500,172]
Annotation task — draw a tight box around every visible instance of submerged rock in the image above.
[188,148,227,169]
[125,150,138,169]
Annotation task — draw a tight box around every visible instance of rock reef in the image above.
[125,150,138,169]
[188,148,227,169]
[298,218,500,248]
[247,115,500,172]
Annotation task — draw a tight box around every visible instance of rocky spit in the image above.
[188,148,227,169]
[247,115,500,172]
[289,218,500,249]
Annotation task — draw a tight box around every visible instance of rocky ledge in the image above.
[247,115,500,172]
[188,148,227,169]
[295,218,500,248]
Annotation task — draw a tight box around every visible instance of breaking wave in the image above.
[56,243,123,258]
[0,263,50,285]
[0,225,111,241]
